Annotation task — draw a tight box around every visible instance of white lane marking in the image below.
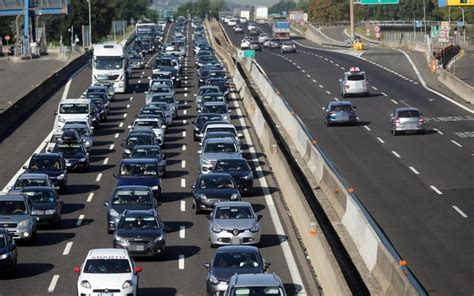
[301,69,306,73]
[306,74,311,78]
[185,76,188,80]
[335,63,339,67]
[184,101,188,105]
[450,140,463,148]
[114,133,120,138]
[183,110,187,115]
[181,178,186,188]
[178,255,185,269]
[326,90,331,95]
[62,242,73,255]
[381,92,388,97]
[433,128,444,135]
[341,67,346,70]
[109,144,115,150]
[184,93,188,97]
[318,84,324,89]
[126,104,130,109]
[185,87,188,91]
[430,185,443,195]
[96,173,103,182]
[184,81,187,84]
[181,160,186,169]
[329,60,334,64]
[409,166,420,175]
[47,275,60,293]
[182,131,187,137]
[297,65,301,69]
[333,97,339,101]
[182,144,187,151]
[87,193,94,203]
[371,86,378,90]
[138,80,141,84]
[392,151,401,158]
[390,99,399,105]
[180,200,186,212]
[377,137,385,144]
[76,214,85,226]
[119,122,124,128]
[179,226,186,239]
[364,125,371,131]
[183,120,187,125]
[123,113,127,118]
[103,158,109,165]
[452,205,468,218]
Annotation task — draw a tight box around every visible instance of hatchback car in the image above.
[201,102,230,123]
[193,114,226,141]
[8,173,54,193]
[192,173,241,214]
[340,67,370,97]
[234,25,244,33]
[21,187,62,228]
[196,86,222,107]
[213,159,253,195]
[0,228,17,274]
[199,138,242,173]
[390,107,425,135]
[129,118,166,146]
[130,145,167,177]
[204,245,269,295]
[116,159,162,200]
[63,122,93,152]
[0,194,37,242]
[208,202,261,247]
[249,41,262,51]
[225,273,287,296]
[323,101,358,126]
[113,209,166,258]
[24,153,68,193]
[122,132,158,158]
[104,185,158,234]
[281,40,296,53]
[52,140,89,170]
[206,78,230,95]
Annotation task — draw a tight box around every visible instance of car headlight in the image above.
[223,115,228,121]
[79,158,87,162]
[109,208,120,217]
[45,209,56,215]
[211,224,222,233]
[124,149,131,155]
[57,174,65,180]
[198,194,207,200]
[122,280,134,289]
[243,172,253,180]
[0,253,8,259]
[115,235,127,244]
[250,224,260,233]
[209,274,220,285]
[230,193,240,201]
[85,141,90,146]
[80,280,91,289]
[58,116,65,123]
[154,232,165,242]
[31,210,44,215]
[151,185,160,191]
[18,219,30,228]
[194,126,199,131]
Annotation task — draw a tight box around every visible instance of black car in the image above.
[130,145,167,177]
[104,185,158,234]
[122,132,157,158]
[90,102,102,128]
[212,159,253,195]
[0,228,17,274]
[52,139,89,170]
[23,153,68,193]
[113,209,166,257]
[198,66,222,86]
[192,115,225,141]
[138,107,167,124]
[21,187,62,228]
[206,78,230,95]
[204,245,270,295]
[116,158,163,199]
[192,173,241,214]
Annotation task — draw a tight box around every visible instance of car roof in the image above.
[231,273,283,287]
[395,107,420,112]
[329,101,352,106]
[203,101,227,106]
[115,185,151,191]
[86,248,129,259]
[121,158,157,164]
[21,186,56,192]
[32,153,62,159]
[0,194,27,201]
[206,124,235,129]
[214,201,252,208]
[18,173,49,179]
[135,118,160,122]
[200,85,220,90]
[87,86,107,90]
[60,98,90,103]
[63,123,89,129]
[200,172,234,179]
[205,137,236,144]
[123,209,156,217]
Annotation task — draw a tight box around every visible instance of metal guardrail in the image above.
[312,20,463,28]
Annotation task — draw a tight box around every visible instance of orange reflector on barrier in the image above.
[309,229,317,237]
[312,139,317,145]
[400,260,407,266]
[348,187,354,193]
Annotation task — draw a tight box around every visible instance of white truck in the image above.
[240,10,250,23]
[92,43,130,93]
[255,6,268,23]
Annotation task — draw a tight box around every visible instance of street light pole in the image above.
[87,0,92,48]
[460,7,465,42]
[423,0,426,34]
[350,0,355,41]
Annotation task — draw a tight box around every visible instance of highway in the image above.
[222,23,474,295]
[0,23,314,295]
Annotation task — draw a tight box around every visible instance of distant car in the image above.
[208,202,261,247]
[23,153,68,193]
[204,245,269,295]
[227,18,237,27]
[234,25,244,33]
[130,145,167,177]
[206,78,230,96]
[74,248,142,296]
[249,41,262,51]
[129,118,166,146]
[113,209,166,258]
[192,173,241,214]
[201,102,230,123]
[122,132,158,158]
[340,67,370,97]
[21,187,62,228]
[240,37,253,49]
[239,17,248,24]
[0,228,17,274]
[129,54,145,69]
[199,138,242,173]
[258,33,270,44]
[281,40,296,53]
[225,273,287,296]
[198,94,227,111]
[8,173,54,193]
[213,159,253,195]
[63,122,93,152]
[247,23,256,31]
[116,158,162,200]
[0,194,37,242]
[196,86,222,107]
[104,185,158,234]
[323,101,358,126]
[52,138,90,170]
[193,114,226,141]
[202,124,242,144]
[390,107,425,135]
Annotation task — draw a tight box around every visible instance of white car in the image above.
[258,33,270,44]
[239,17,248,24]
[129,118,166,145]
[74,248,142,296]
[240,37,253,49]
[247,23,256,31]
[54,98,92,131]
[228,18,237,26]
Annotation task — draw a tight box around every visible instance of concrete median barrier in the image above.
[207,19,425,295]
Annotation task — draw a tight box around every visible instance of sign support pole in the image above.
[350,0,355,41]
[22,0,30,58]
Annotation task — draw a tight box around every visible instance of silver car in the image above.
[199,138,242,173]
[208,202,261,247]
[63,123,93,152]
[196,86,222,107]
[225,273,287,296]
[340,67,370,97]
[323,101,357,126]
[201,102,230,123]
[390,107,425,135]
[0,194,37,242]
[281,40,296,53]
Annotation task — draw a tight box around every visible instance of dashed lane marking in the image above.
[377,137,385,144]
[452,205,468,218]
[182,131,187,137]
[114,133,120,139]
[119,122,124,128]
[182,144,187,151]
[62,242,73,255]
[450,140,463,147]
[47,275,60,293]
[103,158,109,165]
[409,166,420,175]
[87,193,94,203]
[76,214,85,226]
[123,113,127,118]
[434,128,444,135]
[179,226,186,239]
[178,255,185,269]
[181,160,186,169]
[390,99,399,105]
[96,173,102,182]
[181,178,186,188]
[109,144,115,150]
[392,151,401,158]
[180,200,186,212]
[430,185,443,195]
[364,126,371,131]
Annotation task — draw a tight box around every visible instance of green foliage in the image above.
[269,1,297,14]
[176,0,227,19]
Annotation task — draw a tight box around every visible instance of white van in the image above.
[54,99,92,131]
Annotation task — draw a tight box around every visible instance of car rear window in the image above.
[347,74,365,81]
[398,110,420,117]
[84,259,131,274]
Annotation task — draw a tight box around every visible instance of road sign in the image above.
[415,20,423,28]
[4,35,10,41]
[243,49,256,58]
[375,32,381,39]
[447,0,473,6]
[375,26,380,32]
[457,21,465,27]
[359,0,399,4]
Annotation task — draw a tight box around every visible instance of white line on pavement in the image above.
[318,84,324,89]
[430,185,443,195]
[183,120,187,125]
[452,205,468,218]
[182,131,187,137]
[326,90,331,95]
[364,125,371,131]
[377,137,385,144]
[123,113,127,118]
[450,140,463,147]
[182,144,187,151]
[371,86,378,90]
[114,133,120,138]
[180,200,186,212]
[433,128,444,135]
[76,214,85,226]
[109,144,115,150]
[103,158,109,165]
[184,93,188,97]
[392,151,401,158]
[87,193,94,203]
[390,99,399,104]
[47,275,60,293]
[409,166,420,175]
[181,160,186,168]
[179,226,186,239]
[63,242,73,255]
[183,110,187,115]
[96,173,102,182]
[381,92,388,97]
[181,178,186,188]
[178,255,185,269]
[312,79,317,83]
[119,122,124,128]
[126,104,130,108]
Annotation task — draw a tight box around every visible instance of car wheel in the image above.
[392,129,398,136]
[209,241,216,248]
[55,217,61,229]
[193,201,201,214]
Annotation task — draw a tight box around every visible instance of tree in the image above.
[269,1,297,14]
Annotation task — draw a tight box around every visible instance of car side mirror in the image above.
[191,184,195,189]
[22,165,27,169]
[73,266,81,273]
[264,262,271,271]
[257,214,263,221]
[113,173,117,178]
[237,133,243,138]
[203,263,210,269]
[207,214,212,220]
[338,79,342,82]
[127,125,132,129]
[103,201,109,207]
[54,111,58,115]
[197,150,202,154]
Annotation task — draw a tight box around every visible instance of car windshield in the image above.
[29,158,61,171]
[59,103,88,114]
[283,41,293,45]
[0,233,6,248]
[84,259,131,274]
[202,96,225,103]
[126,136,153,147]
[54,143,84,154]
[94,57,124,70]
[196,115,221,125]
[202,104,227,114]
[152,95,174,104]
[204,143,236,153]
[0,200,27,215]
[209,72,226,78]
[215,206,253,219]
[119,216,159,230]
[213,252,260,268]
[22,190,56,203]
[135,121,159,128]
[215,160,248,172]
[131,148,162,158]
[230,287,284,296]
[112,189,153,205]
[155,59,173,67]
[200,176,234,189]
[398,110,420,117]
[15,178,47,189]
[347,74,365,81]
[199,88,219,95]
[120,163,158,177]
[207,80,226,87]
[152,73,170,80]
[150,85,170,93]
[208,128,235,135]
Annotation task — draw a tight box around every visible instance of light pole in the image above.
[422,0,426,34]
[349,0,355,41]
[460,7,465,42]
[87,0,92,48]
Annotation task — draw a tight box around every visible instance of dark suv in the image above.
[24,153,68,194]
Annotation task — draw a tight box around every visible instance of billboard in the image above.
[447,0,473,5]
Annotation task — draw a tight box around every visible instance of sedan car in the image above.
[116,158,162,200]
[208,202,261,247]
[213,159,253,195]
[390,107,425,135]
[21,187,62,228]
[225,273,286,296]
[130,145,167,177]
[340,67,370,97]
[323,101,357,126]
[23,153,68,193]
[201,102,230,123]
[249,41,262,51]
[206,78,230,95]
[129,118,166,146]
[104,185,158,234]
[113,209,166,258]
[8,173,54,193]
[0,228,17,274]
[192,173,241,214]
[0,194,37,242]
[234,25,244,33]
[204,245,270,295]
[52,140,89,170]
[199,138,242,173]
[122,132,158,158]
[196,86,222,107]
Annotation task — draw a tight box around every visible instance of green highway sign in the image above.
[359,0,399,4]
[243,50,256,58]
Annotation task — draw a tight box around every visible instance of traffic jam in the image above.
[0,16,290,296]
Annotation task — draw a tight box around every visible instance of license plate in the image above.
[231,237,240,244]
[340,115,349,121]
[99,293,113,296]
[66,163,72,167]
[130,244,144,251]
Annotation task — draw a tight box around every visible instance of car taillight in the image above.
[395,117,401,124]
[418,116,425,123]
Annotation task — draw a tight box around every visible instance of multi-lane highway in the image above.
[0,23,317,295]
[222,23,474,295]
